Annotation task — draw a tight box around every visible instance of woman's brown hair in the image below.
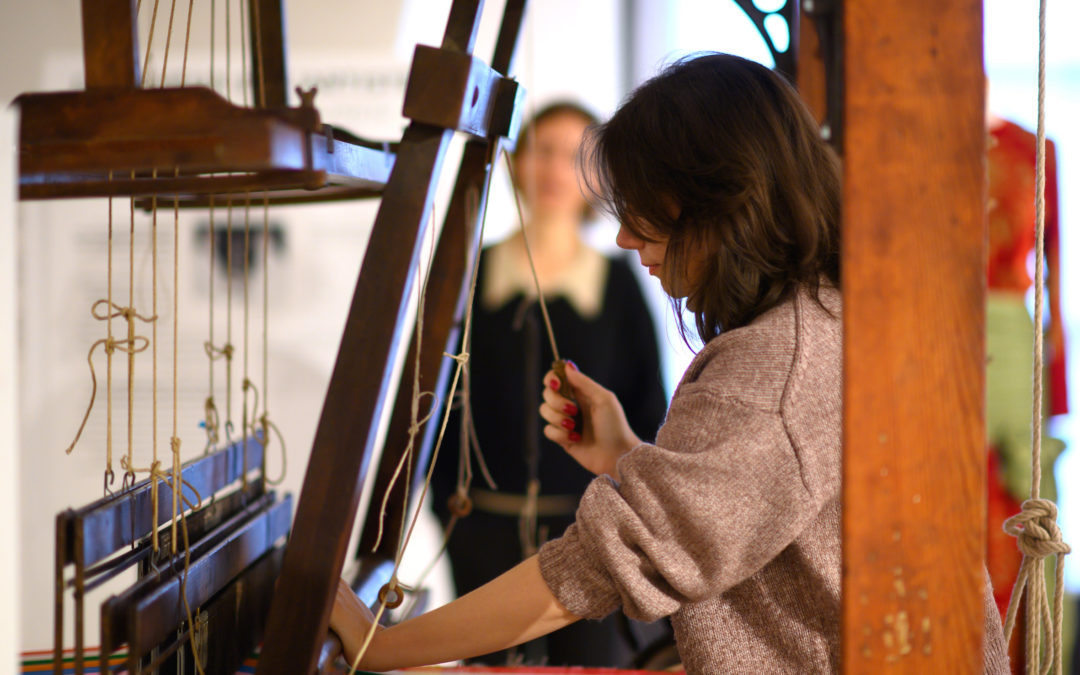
[582,53,841,345]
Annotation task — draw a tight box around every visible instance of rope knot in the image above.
[444,350,469,366]
[1004,498,1072,558]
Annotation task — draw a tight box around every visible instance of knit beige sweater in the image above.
[538,285,1009,673]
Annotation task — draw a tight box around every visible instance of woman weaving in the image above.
[329,53,1010,673]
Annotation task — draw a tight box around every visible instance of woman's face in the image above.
[616,216,708,300]
[513,112,591,221]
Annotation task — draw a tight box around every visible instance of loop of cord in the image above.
[65,302,155,456]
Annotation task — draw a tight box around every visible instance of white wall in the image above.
[2,0,628,658]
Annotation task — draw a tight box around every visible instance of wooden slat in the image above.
[842,0,985,671]
[127,498,290,656]
[81,0,138,89]
[62,436,263,568]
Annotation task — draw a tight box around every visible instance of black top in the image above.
[433,247,668,506]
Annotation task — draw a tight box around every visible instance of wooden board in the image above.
[841,0,986,671]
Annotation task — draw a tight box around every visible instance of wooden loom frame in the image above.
[18,0,992,671]
[21,0,528,672]
[799,0,989,671]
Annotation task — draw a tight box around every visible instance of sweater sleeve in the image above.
[538,386,819,622]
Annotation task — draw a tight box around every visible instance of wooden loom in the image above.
[23,0,527,672]
[18,0,992,672]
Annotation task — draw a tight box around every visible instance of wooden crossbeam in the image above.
[17,88,394,201]
[841,0,986,671]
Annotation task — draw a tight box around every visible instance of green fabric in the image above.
[986,293,1065,502]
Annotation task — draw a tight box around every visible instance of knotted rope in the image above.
[1001,1,1071,673]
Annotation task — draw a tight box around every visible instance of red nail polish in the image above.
[561,418,575,430]
[549,379,560,390]
[566,360,578,371]
[568,432,582,442]
[563,403,578,416]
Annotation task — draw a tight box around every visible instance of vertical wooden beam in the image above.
[81,0,139,89]
[842,1,986,672]
[249,0,288,108]
[795,5,826,125]
[255,3,488,673]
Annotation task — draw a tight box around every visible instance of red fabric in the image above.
[986,449,1023,619]
[988,119,1068,415]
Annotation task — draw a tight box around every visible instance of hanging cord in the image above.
[64,302,154,457]
[158,0,179,88]
[125,190,138,486]
[240,193,252,491]
[218,200,237,441]
[1002,1,1071,673]
[209,0,215,91]
[503,154,560,361]
[238,0,249,107]
[348,211,440,675]
[349,145,502,674]
[225,0,231,101]
[203,196,222,451]
[105,175,116,491]
[140,0,162,88]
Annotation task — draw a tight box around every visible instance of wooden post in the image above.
[249,0,288,108]
[842,0,986,672]
[81,0,139,89]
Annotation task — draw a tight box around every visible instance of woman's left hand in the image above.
[329,577,381,669]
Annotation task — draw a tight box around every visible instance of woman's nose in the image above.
[615,224,641,250]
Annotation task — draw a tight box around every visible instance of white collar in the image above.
[480,238,609,319]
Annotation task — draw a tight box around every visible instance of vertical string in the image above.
[159,0,179,88]
[140,0,162,88]
[241,193,251,490]
[1030,0,1047,502]
[180,0,195,86]
[261,196,270,478]
[225,200,234,435]
[171,187,181,555]
[209,0,216,90]
[126,192,137,481]
[105,174,115,490]
[238,0,249,107]
[206,195,219,452]
[225,0,232,101]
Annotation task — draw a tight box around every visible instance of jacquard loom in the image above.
[10,0,1032,673]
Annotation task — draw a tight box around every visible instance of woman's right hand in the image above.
[539,365,642,477]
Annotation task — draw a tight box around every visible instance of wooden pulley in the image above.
[447,490,473,518]
[378,582,405,609]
